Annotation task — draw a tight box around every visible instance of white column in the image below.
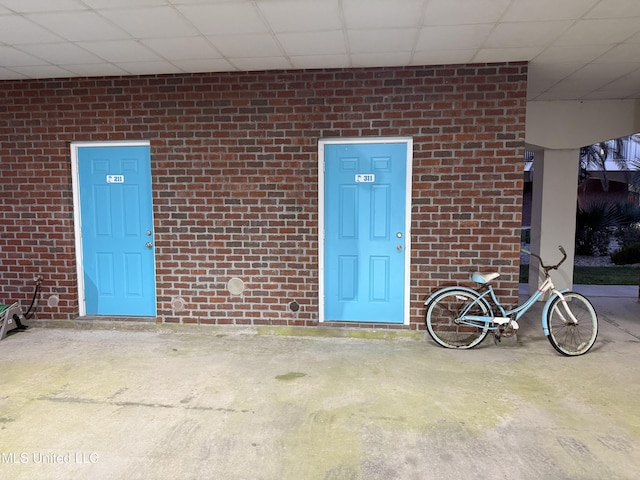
[528,149,579,296]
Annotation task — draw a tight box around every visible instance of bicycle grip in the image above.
[558,245,566,255]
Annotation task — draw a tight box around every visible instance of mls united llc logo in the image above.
[1,451,99,465]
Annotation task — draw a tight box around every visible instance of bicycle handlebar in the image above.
[524,245,567,275]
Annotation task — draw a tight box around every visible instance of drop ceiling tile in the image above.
[423,0,511,26]
[289,54,350,69]
[0,15,63,44]
[143,37,222,61]
[230,56,291,71]
[411,49,475,65]
[485,21,572,48]
[19,42,104,64]
[0,66,27,79]
[116,61,182,76]
[83,0,166,7]
[9,64,74,78]
[98,7,198,38]
[61,62,128,77]
[171,58,236,73]
[28,11,130,42]
[351,51,412,68]
[257,0,342,33]
[502,0,598,21]
[176,3,268,36]
[78,40,162,63]
[0,45,47,66]
[593,43,640,62]
[208,34,282,58]
[555,18,640,46]
[473,46,543,63]
[342,0,425,29]
[416,24,493,51]
[278,31,346,56]
[348,28,417,54]
[533,44,611,63]
[584,0,640,18]
[0,0,87,13]
[565,62,640,88]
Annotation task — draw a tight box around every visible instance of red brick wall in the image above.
[0,64,527,329]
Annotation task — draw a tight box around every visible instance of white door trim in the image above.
[318,136,413,324]
[70,140,151,316]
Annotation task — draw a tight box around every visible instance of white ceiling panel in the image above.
[502,0,598,22]
[0,0,638,101]
[78,40,162,63]
[278,31,346,56]
[585,0,640,19]
[485,21,573,48]
[474,47,545,63]
[0,0,87,13]
[209,34,283,58]
[0,45,47,66]
[117,61,182,76]
[0,15,63,44]
[9,65,74,78]
[533,45,611,63]
[556,18,640,46]
[411,49,475,65]
[423,0,511,26]
[351,51,412,68]
[171,58,235,73]
[176,3,269,36]
[18,43,104,64]
[257,0,342,32]
[290,54,350,70]
[98,7,198,38]
[348,28,417,54]
[27,11,129,42]
[342,0,424,29]
[142,37,222,61]
[61,62,128,77]
[594,43,640,63]
[230,56,291,71]
[416,24,493,51]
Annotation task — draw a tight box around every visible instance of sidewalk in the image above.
[1,294,639,480]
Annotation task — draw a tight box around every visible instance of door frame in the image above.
[70,140,155,317]
[318,137,413,324]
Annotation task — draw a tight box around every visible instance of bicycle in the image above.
[424,246,598,356]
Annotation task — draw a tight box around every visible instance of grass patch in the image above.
[520,265,640,285]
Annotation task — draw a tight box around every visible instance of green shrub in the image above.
[575,201,621,256]
[611,242,640,265]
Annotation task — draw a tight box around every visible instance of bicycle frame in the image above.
[457,275,580,333]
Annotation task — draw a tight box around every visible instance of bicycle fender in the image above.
[541,289,571,336]
[424,286,481,306]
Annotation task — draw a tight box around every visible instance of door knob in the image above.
[145,242,153,248]
[396,244,402,251]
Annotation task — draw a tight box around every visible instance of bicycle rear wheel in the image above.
[545,292,598,356]
[425,289,491,349]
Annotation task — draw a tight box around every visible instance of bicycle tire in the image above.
[545,292,598,356]
[425,289,491,349]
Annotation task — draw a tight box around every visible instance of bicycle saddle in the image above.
[471,272,500,284]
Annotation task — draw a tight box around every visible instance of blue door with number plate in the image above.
[324,142,407,323]
[78,145,156,316]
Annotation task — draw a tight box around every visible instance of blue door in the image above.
[324,142,408,323]
[77,145,156,316]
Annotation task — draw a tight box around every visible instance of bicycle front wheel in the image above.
[545,292,598,356]
[425,289,491,349]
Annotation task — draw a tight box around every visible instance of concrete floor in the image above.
[1,293,639,480]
